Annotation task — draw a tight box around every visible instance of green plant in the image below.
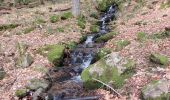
[90,25,99,33]
[50,15,60,23]
[95,32,117,42]
[137,32,147,42]
[61,12,73,20]
[150,53,169,65]
[34,18,46,24]
[56,27,64,32]
[90,12,98,19]
[115,40,130,51]
[77,21,85,29]
[23,26,35,34]
[66,42,77,50]
[0,24,19,31]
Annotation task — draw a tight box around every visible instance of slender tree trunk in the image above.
[72,0,80,17]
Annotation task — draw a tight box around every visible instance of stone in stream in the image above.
[81,52,136,89]
[141,79,170,100]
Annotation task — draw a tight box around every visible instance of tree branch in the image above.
[92,78,122,97]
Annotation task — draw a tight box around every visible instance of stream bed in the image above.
[46,5,117,100]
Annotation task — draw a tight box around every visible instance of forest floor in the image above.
[0,0,170,100]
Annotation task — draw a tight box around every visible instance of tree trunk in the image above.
[72,0,80,17]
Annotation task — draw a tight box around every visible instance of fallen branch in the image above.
[92,78,122,98]
[54,7,72,12]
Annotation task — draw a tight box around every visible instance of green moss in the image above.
[77,21,85,29]
[66,42,77,50]
[81,58,125,90]
[47,45,65,66]
[137,32,147,42]
[79,35,86,43]
[56,27,64,32]
[15,89,27,98]
[50,15,60,23]
[150,53,169,65]
[34,18,46,24]
[77,14,86,29]
[0,24,19,31]
[149,31,170,40]
[95,32,117,42]
[61,12,73,20]
[95,48,111,61]
[23,26,35,34]
[90,12,98,19]
[115,40,130,51]
[122,59,136,78]
[37,44,65,66]
[90,25,99,33]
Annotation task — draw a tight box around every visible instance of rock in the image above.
[150,53,169,65]
[16,53,34,68]
[26,79,49,91]
[0,67,6,80]
[95,32,117,43]
[32,88,43,100]
[47,45,65,66]
[105,52,135,74]
[81,52,135,89]
[15,88,28,98]
[141,79,170,100]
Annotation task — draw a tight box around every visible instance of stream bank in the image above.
[43,4,117,100]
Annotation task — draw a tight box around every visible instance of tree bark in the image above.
[72,0,80,17]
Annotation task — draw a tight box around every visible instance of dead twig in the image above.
[92,78,122,98]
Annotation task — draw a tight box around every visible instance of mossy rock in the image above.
[61,12,73,20]
[141,79,170,100]
[150,53,169,65]
[95,32,117,43]
[90,25,99,33]
[66,42,77,50]
[15,88,27,98]
[16,53,34,68]
[94,48,111,62]
[0,24,19,31]
[81,58,125,90]
[50,15,60,23]
[47,45,65,66]
[26,79,49,91]
[115,40,130,51]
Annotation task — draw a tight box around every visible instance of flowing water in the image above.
[47,5,117,100]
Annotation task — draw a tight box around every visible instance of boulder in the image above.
[16,53,34,68]
[47,45,65,66]
[141,79,170,100]
[26,79,49,91]
[150,53,169,65]
[81,52,135,89]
